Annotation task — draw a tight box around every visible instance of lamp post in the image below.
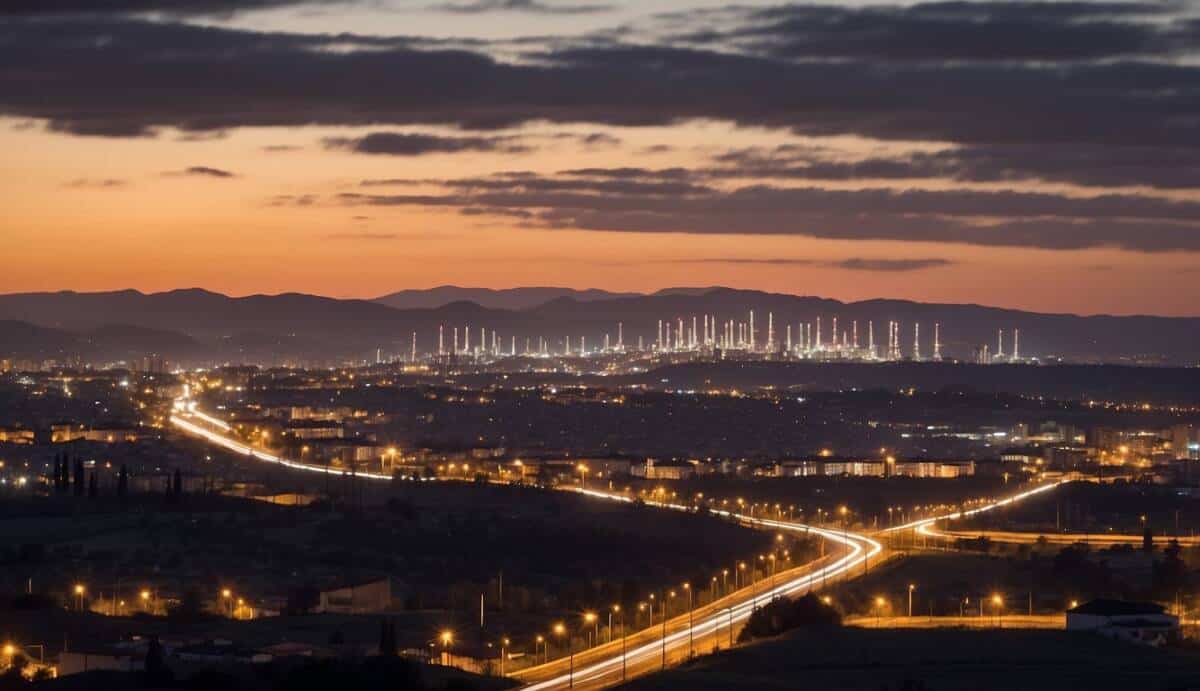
[584,612,597,648]
[874,597,885,627]
[554,623,570,688]
[74,584,85,611]
[992,594,1004,628]
[908,584,916,618]
[683,583,693,658]
[500,637,509,676]
[440,630,454,668]
[614,605,626,682]
[661,593,672,670]
[535,635,545,665]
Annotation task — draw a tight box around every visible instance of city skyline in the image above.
[4,0,1200,316]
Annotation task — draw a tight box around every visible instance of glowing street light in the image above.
[439,630,454,667]
[553,623,573,689]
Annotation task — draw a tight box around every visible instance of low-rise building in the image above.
[315,577,392,614]
[1066,599,1178,646]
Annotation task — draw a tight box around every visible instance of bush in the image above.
[737,593,841,642]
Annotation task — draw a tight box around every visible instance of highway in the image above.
[169,400,886,690]
[847,614,1065,629]
[917,525,1200,546]
[168,399,1063,691]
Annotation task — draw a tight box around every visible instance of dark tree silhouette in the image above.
[116,465,128,497]
[87,471,98,498]
[173,468,183,498]
[72,458,84,496]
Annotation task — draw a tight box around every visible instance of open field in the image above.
[613,626,1200,691]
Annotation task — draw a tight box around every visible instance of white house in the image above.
[1066,599,1179,646]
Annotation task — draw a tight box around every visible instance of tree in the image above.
[116,465,129,497]
[173,468,183,498]
[144,636,172,685]
[378,618,397,656]
[87,472,98,498]
[72,458,84,496]
[52,456,61,492]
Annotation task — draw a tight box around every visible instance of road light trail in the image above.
[516,497,883,691]
[169,400,884,690]
[169,399,1059,690]
[881,481,1065,535]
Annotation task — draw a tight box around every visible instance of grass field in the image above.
[614,626,1200,690]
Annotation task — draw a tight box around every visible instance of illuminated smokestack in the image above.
[767,312,774,351]
[439,325,445,355]
[997,329,1004,358]
[411,331,417,363]
[933,323,942,361]
[786,324,792,351]
[1012,328,1020,361]
[749,310,756,351]
[816,316,822,349]
[832,316,838,347]
[852,321,858,349]
[618,322,624,350]
[868,321,874,356]
[913,323,920,361]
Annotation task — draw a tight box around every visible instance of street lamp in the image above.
[440,630,454,667]
[613,604,626,681]
[500,637,509,676]
[584,612,597,648]
[74,584,85,611]
[553,623,572,689]
[535,635,545,665]
[991,594,1004,628]
[874,596,886,626]
[683,582,693,657]
[908,584,916,618]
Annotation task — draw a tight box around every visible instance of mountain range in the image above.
[1,287,1197,366]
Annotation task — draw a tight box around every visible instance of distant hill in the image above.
[0,319,203,363]
[374,285,640,310]
[1,287,1199,365]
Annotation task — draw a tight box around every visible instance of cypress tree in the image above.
[88,472,98,498]
[117,465,129,497]
[73,458,84,496]
[52,456,61,492]
[172,468,183,498]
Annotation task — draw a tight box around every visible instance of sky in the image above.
[3,0,1200,316]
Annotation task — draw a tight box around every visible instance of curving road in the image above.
[168,399,1063,691]
[169,400,886,689]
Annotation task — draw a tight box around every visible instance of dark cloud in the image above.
[434,0,613,14]
[832,258,954,272]
[326,232,397,240]
[580,132,621,147]
[0,0,343,16]
[167,165,235,178]
[327,171,1200,252]
[63,178,127,188]
[709,144,1200,190]
[4,15,1199,162]
[672,257,954,271]
[673,1,1189,62]
[322,132,531,156]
